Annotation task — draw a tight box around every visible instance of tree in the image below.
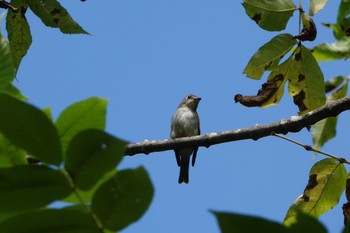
[0,0,349,232]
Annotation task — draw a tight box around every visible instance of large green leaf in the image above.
[26,0,88,34]
[287,45,326,115]
[244,33,296,80]
[92,167,154,231]
[65,129,126,191]
[283,158,347,226]
[242,0,297,31]
[0,133,27,168]
[56,97,107,155]
[0,209,100,233]
[0,166,71,213]
[0,94,62,165]
[309,0,329,16]
[6,0,32,71]
[212,211,288,233]
[62,169,117,204]
[312,80,348,150]
[0,34,15,87]
[312,38,350,61]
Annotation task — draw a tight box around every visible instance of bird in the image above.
[170,94,201,184]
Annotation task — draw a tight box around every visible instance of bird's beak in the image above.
[197,97,201,102]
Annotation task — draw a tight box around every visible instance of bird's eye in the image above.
[186,95,191,99]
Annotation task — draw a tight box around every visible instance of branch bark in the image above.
[125,96,350,156]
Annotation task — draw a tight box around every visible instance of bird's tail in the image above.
[178,157,190,184]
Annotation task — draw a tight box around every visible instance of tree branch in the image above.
[125,96,350,156]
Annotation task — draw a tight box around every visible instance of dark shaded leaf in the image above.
[0,34,15,87]
[0,166,71,213]
[0,94,62,165]
[0,209,100,233]
[212,211,288,233]
[92,167,154,231]
[287,210,327,233]
[65,129,126,191]
[0,133,26,168]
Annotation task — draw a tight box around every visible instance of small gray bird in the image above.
[170,94,201,184]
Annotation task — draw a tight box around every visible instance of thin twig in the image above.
[272,133,350,164]
[0,0,18,12]
[125,96,350,156]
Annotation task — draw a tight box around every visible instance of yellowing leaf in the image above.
[309,0,329,16]
[312,38,350,61]
[287,46,326,115]
[283,158,347,226]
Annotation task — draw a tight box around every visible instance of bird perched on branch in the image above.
[170,94,201,184]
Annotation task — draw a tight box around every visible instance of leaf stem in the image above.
[61,170,105,232]
[272,133,350,164]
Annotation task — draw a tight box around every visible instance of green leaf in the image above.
[6,0,32,70]
[0,94,62,165]
[65,129,126,191]
[0,34,15,87]
[283,158,347,226]
[242,0,297,31]
[244,33,296,80]
[212,211,288,233]
[287,210,327,233]
[287,45,326,115]
[0,209,100,233]
[56,97,107,155]
[0,166,71,213]
[0,133,27,168]
[26,0,88,34]
[312,38,350,61]
[309,0,329,16]
[312,81,348,149]
[0,84,27,100]
[92,167,154,231]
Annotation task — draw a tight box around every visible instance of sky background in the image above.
[6,1,350,232]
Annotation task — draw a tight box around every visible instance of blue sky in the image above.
[10,1,350,232]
